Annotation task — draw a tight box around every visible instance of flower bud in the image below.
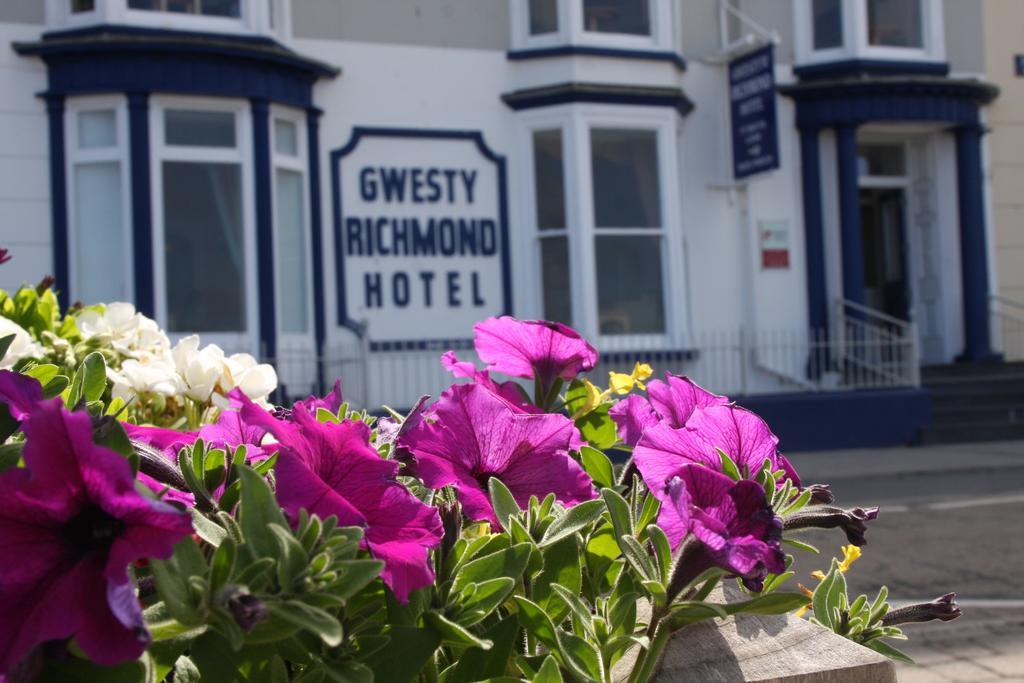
[784,505,879,546]
[882,593,961,626]
[439,500,463,559]
[806,484,835,505]
[218,586,268,632]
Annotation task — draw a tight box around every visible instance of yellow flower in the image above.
[608,362,654,395]
[797,545,863,617]
[571,379,608,418]
[463,521,491,539]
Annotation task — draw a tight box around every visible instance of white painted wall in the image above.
[0,23,50,292]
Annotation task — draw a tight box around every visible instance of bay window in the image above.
[514,0,676,53]
[525,107,681,346]
[797,0,941,66]
[271,112,313,338]
[67,98,132,305]
[152,99,255,347]
[47,0,287,39]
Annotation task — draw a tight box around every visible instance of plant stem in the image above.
[627,614,670,683]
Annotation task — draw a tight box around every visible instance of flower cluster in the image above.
[0,304,957,681]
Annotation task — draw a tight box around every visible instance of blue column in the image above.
[127,92,154,317]
[306,108,326,354]
[955,124,997,361]
[251,98,276,360]
[44,94,69,309]
[836,124,865,307]
[800,126,828,333]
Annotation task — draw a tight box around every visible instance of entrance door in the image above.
[859,188,910,320]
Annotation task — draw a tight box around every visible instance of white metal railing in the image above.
[833,299,920,388]
[267,309,920,411]
[990,294,1024,361]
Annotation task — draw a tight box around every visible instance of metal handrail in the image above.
[836,299,914,330]
[990,294,1024,317]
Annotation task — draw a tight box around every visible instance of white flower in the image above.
[214,352,278,406]
[108,356,184,401]
[77,302,171,359]
[0,316,43,369]
[171,335,225,403]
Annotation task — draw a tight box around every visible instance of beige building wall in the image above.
[985,0,1024,302]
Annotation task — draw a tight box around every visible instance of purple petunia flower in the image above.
[238,398,443,603]
[473,317,598,395]
[609,374,728,447]
[661,464,785,594]
[0,400,193,674]
[634,403,800,491]
[0,370,43,424]
[292,379,344,417]
[398,383,595,527]
[441,351,535,411]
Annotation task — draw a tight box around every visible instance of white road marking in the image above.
[874,493,1024,513]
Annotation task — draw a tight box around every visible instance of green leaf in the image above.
[532,535,582,624]
[424,610,493,649]
[580,446,615,489]
[266,601,342,647]
[150,537,208,626]
[189,631,245,682]
[323,660,374,683]
[190,508,227,547]
[647,525,673,585]
[556,630,603,682]
[576,404,617,450]
[330,559,384,602]
[716,447,742,481]
[452,542,532,595]
[812,561,841,630]
[269,523,308,592]
[601,488,633,542]
[0,442,22,473]
[641,580,668,607]
[721,592,811,616]
[618,535,656,582]
[452,576,515,626]
[237,466,289,560]
[23,362,59,387]
[540,499,605,548]
[531,655,564,683]
[863,639,914,664]
[549,584,596,637]
[667,601,729,628]
[488,477,522,530]
[209,536,237,591]
[173,655,202,683]
[513,596,559,651]
[444,615,520,683]
[34,656,148,683]
[80,351,107,402]
[364,626,442,683]
[782,538,820,554]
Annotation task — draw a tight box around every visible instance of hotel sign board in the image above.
[730,45,780,180]
[332,128,510,348]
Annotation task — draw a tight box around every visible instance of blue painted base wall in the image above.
[736,389,933,452]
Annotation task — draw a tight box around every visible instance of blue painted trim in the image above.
[799,127,828,333]
[251,99,276,360]
[782,78,996,128]
[502,82,693,116]
[329,127,513,340]
[836,124,865,307]
[15,27,335,109]
[736,388,932,451]
[507,45,686,70]
[599,349,699,365]
[44,94,69,310]
[307,109,326,354]
[955,125,998,361]
[127,92,154,317]
[793,58,949,80]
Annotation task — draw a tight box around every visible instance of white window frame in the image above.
[270,106,314,344]
[46,0,288,40]
[795,0,944,67]
[65,95,134,305]
[150,95,258,353]
[511,0,678,53]
[519,104,687,351]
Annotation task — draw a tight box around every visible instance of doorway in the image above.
[859,187,910,320]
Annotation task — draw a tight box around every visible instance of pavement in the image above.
[786,440,1024,682]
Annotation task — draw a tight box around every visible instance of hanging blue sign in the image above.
[729,44,780,180]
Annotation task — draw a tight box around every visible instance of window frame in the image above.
[512,0,678,53]
[269,105,315,343]
[519,104,686,351]
[64,95,134,305]
[795,0,944,67]
[149,95,258,353]
[46,0,286,40]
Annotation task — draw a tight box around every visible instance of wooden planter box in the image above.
[615,588,897,682]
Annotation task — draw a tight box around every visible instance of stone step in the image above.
[919,420,1024,445]
[921,361,1024,380]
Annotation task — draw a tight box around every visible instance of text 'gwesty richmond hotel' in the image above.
[1,1,1018,449]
